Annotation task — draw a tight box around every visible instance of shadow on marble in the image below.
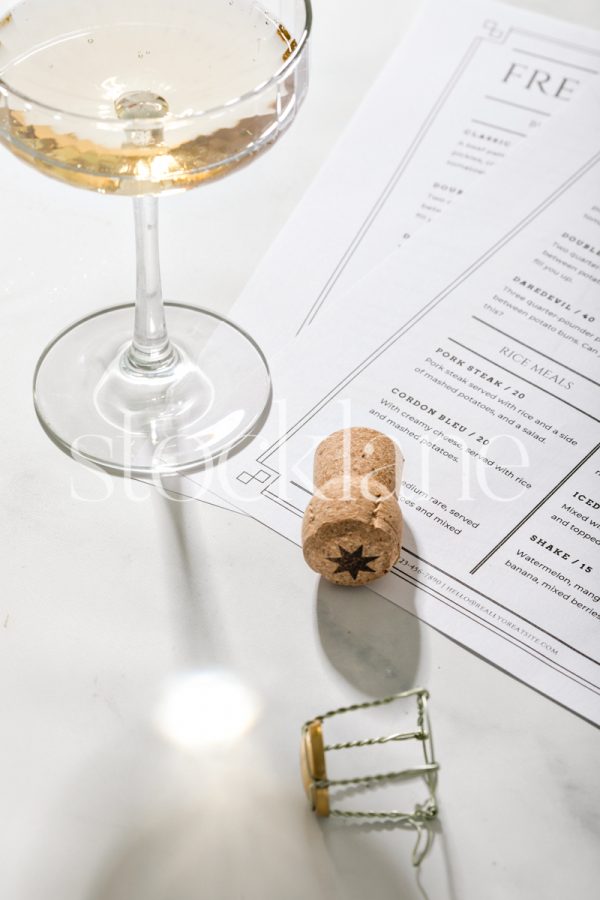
[313,523,460,899]
[321,817,438,900]
[316,521,421,696]
[318,805,459,900]
[437,825,460,900]
[84,801,418,900]
[159,495,221,667]
[20,725,421,900]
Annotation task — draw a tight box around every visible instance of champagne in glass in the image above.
[0,0,311,472]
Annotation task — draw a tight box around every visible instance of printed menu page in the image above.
[183,85,600,724]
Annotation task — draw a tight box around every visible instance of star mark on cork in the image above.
[327,545,380,581]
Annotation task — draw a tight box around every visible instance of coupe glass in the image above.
[0,0,311,474]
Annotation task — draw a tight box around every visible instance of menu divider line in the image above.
[472,315,600,387]
[400,548,600,666]
[295,38,484,335]
[471,441,600,573]
[393,568,600,694]
[484,94,551,116]
[447,337,600,422]
[471,118,527,137]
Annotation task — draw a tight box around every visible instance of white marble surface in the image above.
[1,1,600,898]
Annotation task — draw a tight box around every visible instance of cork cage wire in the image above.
[301,688,440,867]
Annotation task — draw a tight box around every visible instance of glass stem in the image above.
[127,195,177,372]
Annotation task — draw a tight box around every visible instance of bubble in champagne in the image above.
[114,90,169,120]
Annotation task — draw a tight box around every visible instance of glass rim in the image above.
[0,0,312,128]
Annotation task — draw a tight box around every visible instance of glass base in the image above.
[33,304,271,476]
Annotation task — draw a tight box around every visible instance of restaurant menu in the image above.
[182,80,600,724]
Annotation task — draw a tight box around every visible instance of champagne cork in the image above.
[302,428,404,586]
